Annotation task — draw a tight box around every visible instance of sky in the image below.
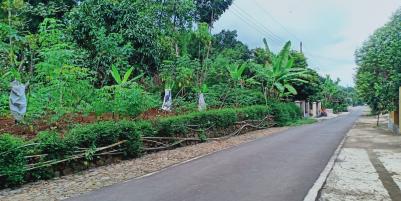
[212,0,401,87]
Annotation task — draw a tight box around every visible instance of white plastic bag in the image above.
[162,89,172,111]
[9,80,27,121]
[198,93,206,111]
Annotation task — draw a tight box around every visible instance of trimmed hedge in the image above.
[0,103,301,188]
[269,102,302,126]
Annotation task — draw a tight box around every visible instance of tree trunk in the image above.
[377,113,380,126]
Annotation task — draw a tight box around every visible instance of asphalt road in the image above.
[69,108,362,201]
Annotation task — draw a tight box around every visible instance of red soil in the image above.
[0,108,175,139]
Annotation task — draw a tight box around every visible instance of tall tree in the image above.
[22,0,78,33]
[194,0,233,27]
[212,29,251,61]
[355,7,401,123]
[68,0,161,85]
[288,50,321,101]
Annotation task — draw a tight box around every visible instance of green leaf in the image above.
[284,84,297,95]
[274,82,285,92]
[111,65,122,85]
[131,73,144,82]
[238,64,247,78]
[122,67,134,83]
[202,84,208,93]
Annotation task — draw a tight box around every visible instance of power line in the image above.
[225,2,352,67]
[228,8,284,45]
[244,2,351,64]
[229,6,284,44]
[253,0,302,43]
[211,2,284,45]
[231,3,286,43]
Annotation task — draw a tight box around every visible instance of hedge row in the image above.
[0,103,301,188]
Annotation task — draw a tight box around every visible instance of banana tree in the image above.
[111,65,143,85]
[255,40,309,101]
[108,65,143,119]
[227,63,247,87]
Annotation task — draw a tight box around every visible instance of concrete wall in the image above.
[388,87,401,135]
[305,102,310,117]
[295,100,322,118]
[312,102,317,117]
[389,111,399,134]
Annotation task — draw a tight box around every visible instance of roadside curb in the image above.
[303,134,348,201]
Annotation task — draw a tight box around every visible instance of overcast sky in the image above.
[213,0,401,86]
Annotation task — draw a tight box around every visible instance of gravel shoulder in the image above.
[0,126,288,201]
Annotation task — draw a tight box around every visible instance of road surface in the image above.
[68,108,362,201]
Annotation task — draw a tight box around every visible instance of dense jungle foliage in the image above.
[0,0,357,188]
[0,0,351,123]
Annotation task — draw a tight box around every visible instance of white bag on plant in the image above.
[198,93,206,111]
[162,89,172,111]
[9,80,27,121]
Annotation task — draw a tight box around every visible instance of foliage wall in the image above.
[0,0,352,123]
[355,8,401,115]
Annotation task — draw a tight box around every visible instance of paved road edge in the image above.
[303,132,348,201]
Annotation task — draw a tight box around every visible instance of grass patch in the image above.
[288,118,317,126]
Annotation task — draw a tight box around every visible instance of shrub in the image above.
[207,85,265,107]
[236,105,271,120]
[0,134,28,187]
[34,131,68,160]
[65,120,147,157]
[153,105,276,137]
[333,103,348,114]
[269,102,302,126]
[92,84,159,117]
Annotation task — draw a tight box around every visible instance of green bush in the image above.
[153,105,276,137]
[65,120,147,157]
[235,105,271,120]
[333,103,348,114]
[92,84,159,117]
[0,134,28,187]
[35,131,68,160]
[0,120,149,188]
[269,102,302,126]
[207,85,265,107]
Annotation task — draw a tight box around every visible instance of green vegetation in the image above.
[0,103,300,187]
[0,0,355,187]
[355,8,401,123]
[311,76,349,113]
[288,118,317,126]
[0,0,352,121]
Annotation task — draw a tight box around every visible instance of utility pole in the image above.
[300,41,303,53]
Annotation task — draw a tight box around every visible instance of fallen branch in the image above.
[0,143,40,156]
[142,136,200,141]
[142,139,169,147]
[24,141,128,171]
[143,140,186,151]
